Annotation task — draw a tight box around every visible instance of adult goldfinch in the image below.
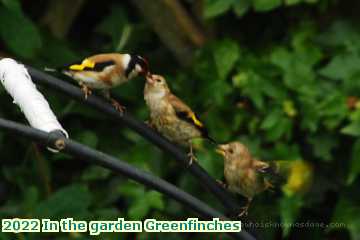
[144,74,216,165]
[216,142,273,217]
[47,53,149,112]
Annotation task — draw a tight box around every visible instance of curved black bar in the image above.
[0,118,255,240]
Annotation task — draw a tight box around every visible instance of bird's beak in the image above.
[216,144,227,157]
[146,74,155,84]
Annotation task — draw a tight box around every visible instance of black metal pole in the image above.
[0,117,255,240]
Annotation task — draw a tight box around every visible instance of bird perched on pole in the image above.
[216,141,274,217]
[216,141,313,216]
[144,74,216,165]
[46,53,149,112]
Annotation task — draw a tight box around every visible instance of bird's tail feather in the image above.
[206,135,217,145]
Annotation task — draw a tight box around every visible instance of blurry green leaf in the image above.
[204,0,234,18]
[270,47,292,70]
[280,195,303,237]
[81,166,111,181]
[285,0,302,5]
[266,117,292,141]
[308,135,338,161]
[341,122,360,137]
[128,198,149,220]
[347,139,360,185]
[96,5,129,50]
[317,21,360,52]
[261,110,282,130]
[233,0,251,17]
[23,186,39,213]
[319,53,360,81]
[146,191,164,210]
[33,184,91,219]
[214,39,240,79]
[331,197,360,239]
[74,131,98,149]
[119,182,145,198]
[1,0,21,15]
[253,0,282,12]
[0,6,41,58]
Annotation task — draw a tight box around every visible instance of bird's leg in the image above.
[144,120,155,129]
[216,180,228,189]
[187,143,197,166]
[237,198,252,217]
[102,90,126,113]
[264,179,275,192]
[79,82,92,99]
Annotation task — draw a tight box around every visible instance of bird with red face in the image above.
[47,53,149,112]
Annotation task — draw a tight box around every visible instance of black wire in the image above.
[0,117,255,240]
[26,66,241,214]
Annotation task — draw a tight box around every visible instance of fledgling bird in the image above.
[46,53,149,112]
[216,141,273,217]
[217,142,313,216]
[144,74,216,165]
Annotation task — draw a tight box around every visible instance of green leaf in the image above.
[331,197,360,239]
[280,195,303,237]
[74,131,98,149]
[341,122,360,137]
[214,39,240,79]
[319,53,360,81]
[33,184,92,219]
[308,135,338,161]
[347,139,360,185]
[261,110,282,130]
[233,0,251,17]
[253,0,282,12]
[1,0,22,15]
[285,0,302,5]
[0,6,41,58]
[128,198,149,220]
[96,5,129,50]
[146,191,164,210]
[81,166,111,181]
[204,0,234,18]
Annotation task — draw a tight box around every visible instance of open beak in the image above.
[216,144,227,157]
[146,74,155,84]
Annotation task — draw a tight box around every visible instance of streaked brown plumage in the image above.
[144,74,215,164]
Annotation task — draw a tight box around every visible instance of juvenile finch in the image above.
[216,141,273,216]
[144,74,216,165]
[46,53,149,112]
[216,141,313,216]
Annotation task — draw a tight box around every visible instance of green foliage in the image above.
[0,0,360,239]
[0,1,41,58]
[204,0,322,18]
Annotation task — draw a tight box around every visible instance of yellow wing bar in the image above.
[189,112,204,128]
[69,59,95,71]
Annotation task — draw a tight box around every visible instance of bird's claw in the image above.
[187,151,197,167]
[237,206,249,218]
[111,99,126,113]
[81,85,92,99]
[216,180,227,189]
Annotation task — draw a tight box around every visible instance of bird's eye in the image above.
[156,79,161,83]
[229,149,234,154]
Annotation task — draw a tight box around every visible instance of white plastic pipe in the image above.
[0,58,68,152]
